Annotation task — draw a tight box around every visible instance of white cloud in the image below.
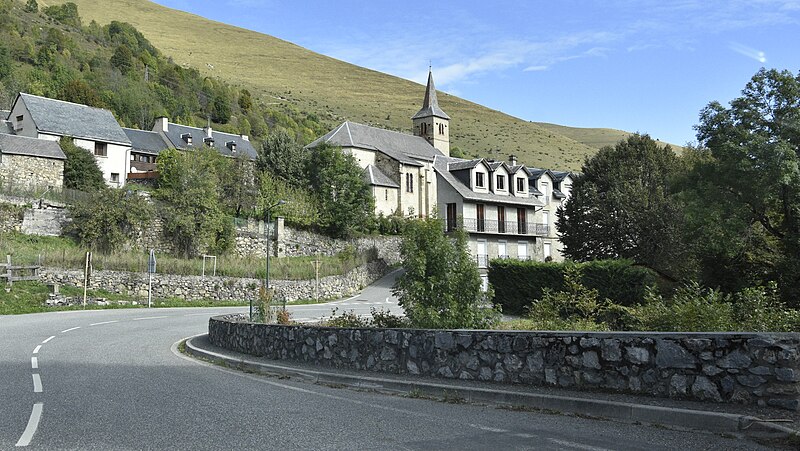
[729,42,767,63]
[523,65,549,72]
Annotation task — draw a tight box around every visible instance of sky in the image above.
[151,0,800,146]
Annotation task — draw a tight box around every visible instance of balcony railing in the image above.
[476,254,489,268]
[453,218,549,237]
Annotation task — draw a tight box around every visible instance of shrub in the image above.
[525,265,610,331]
[732,283,800,332]
[634,282,735,332]
[324,308,369,328]
[370,307,407,328]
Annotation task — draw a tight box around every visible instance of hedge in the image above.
[488,259,656,315]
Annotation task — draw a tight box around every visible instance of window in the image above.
[446,203,457,232]
[110,173,120,184]
[438,123,445,134]
[496,175,505,191]
[476,204,485,232]
[498,206,506,233]
[544,242,552,260]
[516,177,525,193]
[94,142,107,157]
[406,173,414,193]
[518,241,528,260]
[517,208,527,234]
[498,241,507,259]
[420,122,428,135]
[542,211,549,227]
[480,275,489,292]
[385,189,388,201]
[475,172,485,188]
[541,181,550,203]
[15,115,23,131]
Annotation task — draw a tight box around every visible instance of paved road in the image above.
[0,275,772,450]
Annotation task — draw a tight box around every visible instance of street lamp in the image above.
[252,199,286,321]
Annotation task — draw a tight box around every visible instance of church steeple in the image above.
[413,70,450,156]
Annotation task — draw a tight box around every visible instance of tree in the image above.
[691,68,800,304]
[110,44,134,75]
[211,93,231,124]
[557,133,685,280]
[218,153,257,217]
[392,216,497,329]
[305,144,373,238]
[0,43,11,81]
[256,129,306,186]
[60,79,104,108]
[24,0,38,13]
[155,148,233,257]
[67,189,153,254]
[61,137,105,192]
[43,2,81,28]
[238,89,252,112]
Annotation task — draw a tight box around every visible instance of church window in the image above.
[438,123,445,134]
[420,122,428,135]
[406,173,414,193]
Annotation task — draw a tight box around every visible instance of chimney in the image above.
[239,134,249,141]
[203,126,213,139]
[154,116,169,132]
[509,154,517,166]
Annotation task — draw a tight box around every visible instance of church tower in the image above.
[412,70,450,156]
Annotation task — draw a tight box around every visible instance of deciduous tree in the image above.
[61,137,105,192]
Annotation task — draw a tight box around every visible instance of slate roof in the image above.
[0,133,66,160]
[434,156,544,208]
[1,120,13,135]
[307,121,443,166]
[17,93,131,145]
[0,110,10,120]
[412,71,450,120]
[159,123,257,160]
[551,170,572,182]
[362,164,399,188]
[123,128,170,156]
[448,158,484,171]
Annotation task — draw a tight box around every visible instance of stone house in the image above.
[0,133,66,190]
[7,93,132,187]
[527,168,573,261]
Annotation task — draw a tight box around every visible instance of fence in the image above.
[0,180,90,205]
[0,255,40,287]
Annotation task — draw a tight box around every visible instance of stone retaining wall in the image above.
[39,260,388,303]
[0,204,23,233]
[208,317,800,411]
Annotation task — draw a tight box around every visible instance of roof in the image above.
[123,128,170,156]
[449,158,483,171]
[526,167,551,179]
[16,93,131,145]
[0,110,9,120]
[0,133,66,160]
[434,156,544,208]
[1,120,13,135]
[551,170,572,182]
[363,164,399,188]
[412,71,450,120]
[159,123,257,160]
[307,121,443,166]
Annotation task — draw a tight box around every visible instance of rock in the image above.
[582,351,601,369]
[438,366,454,378]
[669,374,688,397]
[384,330,398,345]
[380,346,396,361]
[512,336,527,352]
[579,337,599,348]
[601,339,622,362]
[479,367,493,381]
[435,332,455,350]
[582,371,604,385]
[747,337,777,348]
[767,398,800,411]
[466,356,480,371]
[328,334,338,346]
[526,351,544,372]
[545,368,557,385]
[406,360,419,375]
[684,339,711,352]
[503,354,523,372]
[775,368,800,382]
[456,333,474,349]
[655,340,696,369]
[717,350,752,369]
[702,364,724,376]
[459,371,474,380]
[626,346,650,365]
[737,375,766,388]
[629,377,642,392]
[720,375,735,394]
[748,366,772,376]
[493,369,506,382]
[691,376,722,402]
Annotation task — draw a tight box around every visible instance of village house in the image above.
[527,168,573,261]
[0,131,66,190]
[7,93,132,187]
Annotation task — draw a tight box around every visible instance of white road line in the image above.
[15,402,43,447]
[89,320,119,326]
[468,424,509,433]
[32,345,41,354]
[31,357,38,369]
[61,326,80,333]
[41,336,55,344]
[32,374,42,393]
[548,438,613,451]
[132,316,169,321]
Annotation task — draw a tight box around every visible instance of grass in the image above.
[0,232,369,280]
[47,0,689,172]
[0,280,249,315]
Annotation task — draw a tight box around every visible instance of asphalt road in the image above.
[0,273,773,450]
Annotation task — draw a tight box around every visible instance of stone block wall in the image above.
[208,318,800,411]
[0,154,64,190]
[0,203,23,233]
[39,260,388,303]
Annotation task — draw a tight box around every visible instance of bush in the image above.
[635,283,735,332]
[324,308,369,328]
[489,259,655,315]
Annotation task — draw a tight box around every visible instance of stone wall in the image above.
[0,154,64,190]
[208,318,800,411]
[39,260,388,303]
[0,203,23,233]
[21,207,68,236]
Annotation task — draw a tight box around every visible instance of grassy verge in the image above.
[0,232,369,280]
[0,280,247,315]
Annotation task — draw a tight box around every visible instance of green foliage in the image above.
[0,43,11,81]
[24,0,37,13]
[393,216,498,329]
[557,133,685,280]
[374,212,408,235]
[110,44,134,74]
[526,265,611,331]
[488,259,655,315]
[60,137,105,192]
[306,144,374,238]
[217,153,257,217]
[66,189,153,254]
[43,2,81,27]
[324,308,369,328]
[257,170,320,228]
[690,68,800,306]
[155,148,233,257]
[257,129,307,186]
[60,79,104,107]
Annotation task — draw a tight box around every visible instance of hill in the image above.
[39,0,602,170]
[534,122,686,154]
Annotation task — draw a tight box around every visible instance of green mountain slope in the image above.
[50,0,651,171]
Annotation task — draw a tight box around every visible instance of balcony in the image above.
[453,218,549,237]
[476,254,489,268]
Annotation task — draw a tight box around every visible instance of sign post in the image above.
[147,249,156,308]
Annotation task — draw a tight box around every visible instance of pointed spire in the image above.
[412,70,450,120]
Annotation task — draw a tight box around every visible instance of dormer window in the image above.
[204,137,214,147]
[181,133,193,145]
[15,115,23,131]
[475,172,485,188]
[226,141,237,152]
[516,177,525,193]
[496,175,505,191]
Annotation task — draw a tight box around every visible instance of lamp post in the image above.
[253,200,286,321]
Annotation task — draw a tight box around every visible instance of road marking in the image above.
[89,320,118,326]
[41,336,55,344]
[32,345,41,354]
[61,327,80,333]
[31,357,38,369]
[32,374,42,393]
[548,438,613,451]
[133,316,169,321]
[15,403,43,447]
[468,424,509,433]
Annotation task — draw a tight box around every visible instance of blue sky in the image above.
[152,0,799,146]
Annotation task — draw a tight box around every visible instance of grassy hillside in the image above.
[534,122,686,154]
[47,0,648,171]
